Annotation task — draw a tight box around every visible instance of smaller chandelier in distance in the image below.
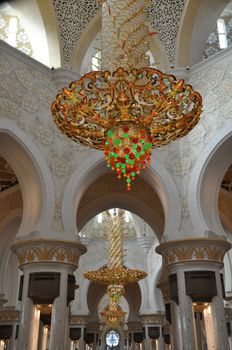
[51,67,202,190]
[84,210,147,327]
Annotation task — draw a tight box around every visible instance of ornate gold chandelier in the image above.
[84,210,147,327]
[51,0,202,190]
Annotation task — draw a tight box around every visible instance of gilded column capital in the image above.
[156,238,231,267]
[11,238,87,270]
[157,281,170,303]
[0,309,20,322]
[139,314,165,325]
[70,315,89,326]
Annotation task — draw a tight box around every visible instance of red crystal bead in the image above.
[123,125,129,133]
[124,147,130,154]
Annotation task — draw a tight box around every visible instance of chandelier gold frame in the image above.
[52,67,202,149]
[84,266,147,285]
[51,67,202,189]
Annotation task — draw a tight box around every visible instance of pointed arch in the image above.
[0,118,55,238]
[176,0,227,67]
[62,152,181,241]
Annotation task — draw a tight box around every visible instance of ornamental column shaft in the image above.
[203,269,229,349]
[102,0,149,71]
[79,326,85,350]
[38,325,48,350]
[203,305,217,349]
[16,270,40,349]
[8,324,17,350]
[156,238,231,350]
[176,268,198,349]
[11,238,87,350]
[49,269,69,349]
[169,300,182,349]
[157,326,165,350]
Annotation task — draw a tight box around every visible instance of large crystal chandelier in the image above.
[51,0,202,190]
[84,210,147,327]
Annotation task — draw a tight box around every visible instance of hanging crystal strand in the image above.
[101,0,150,71]
[106,211,125,325]
[108,211,124,269]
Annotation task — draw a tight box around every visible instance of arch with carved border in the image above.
[176,0,227,67]
[0,118,55,238]
[62,152,181,241]
[0,209,22,306]
[188,120,232,294]
[188,120,232,235]
[0,0,61,67]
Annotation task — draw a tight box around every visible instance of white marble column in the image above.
[8,324,17,350]
[177,269,198,350]
[156,238,231,350]
[16,270,39,350]
[38,325,48,350]
[195,312,207,350]
[143,325,150,350]
[169,300,182,350]
[12,239,87,350]
[210,270,229,349]
[203,305,217,350]
[49,270,69,349]
[157,326,165,350]
[79,326,85,350]
[31,307,40,348]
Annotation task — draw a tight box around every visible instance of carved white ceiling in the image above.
[52,0,100,67]
[52,0,186,67]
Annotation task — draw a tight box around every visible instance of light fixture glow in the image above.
[125,211,130,223]
[97,213,103,223]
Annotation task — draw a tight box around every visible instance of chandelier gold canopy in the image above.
[51,67,202,189]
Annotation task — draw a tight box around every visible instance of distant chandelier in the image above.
[84,210,147,327]
[51,0,202,190]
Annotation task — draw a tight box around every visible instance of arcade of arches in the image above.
[1,0,232,349]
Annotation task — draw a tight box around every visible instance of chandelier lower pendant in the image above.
[51,67,202,190]
[107,284,124,304]
[84,211,147,327]
[100,305,126,328]
[84,267,147,327]
[105,124,152,190]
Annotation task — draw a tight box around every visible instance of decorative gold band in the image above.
[156,237,231,266]
[11,239,87,268]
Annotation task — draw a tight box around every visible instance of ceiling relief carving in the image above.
[52,0,100,67]
[51,0,186,67]
[0,156,18,192]
[147,0,186,66]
